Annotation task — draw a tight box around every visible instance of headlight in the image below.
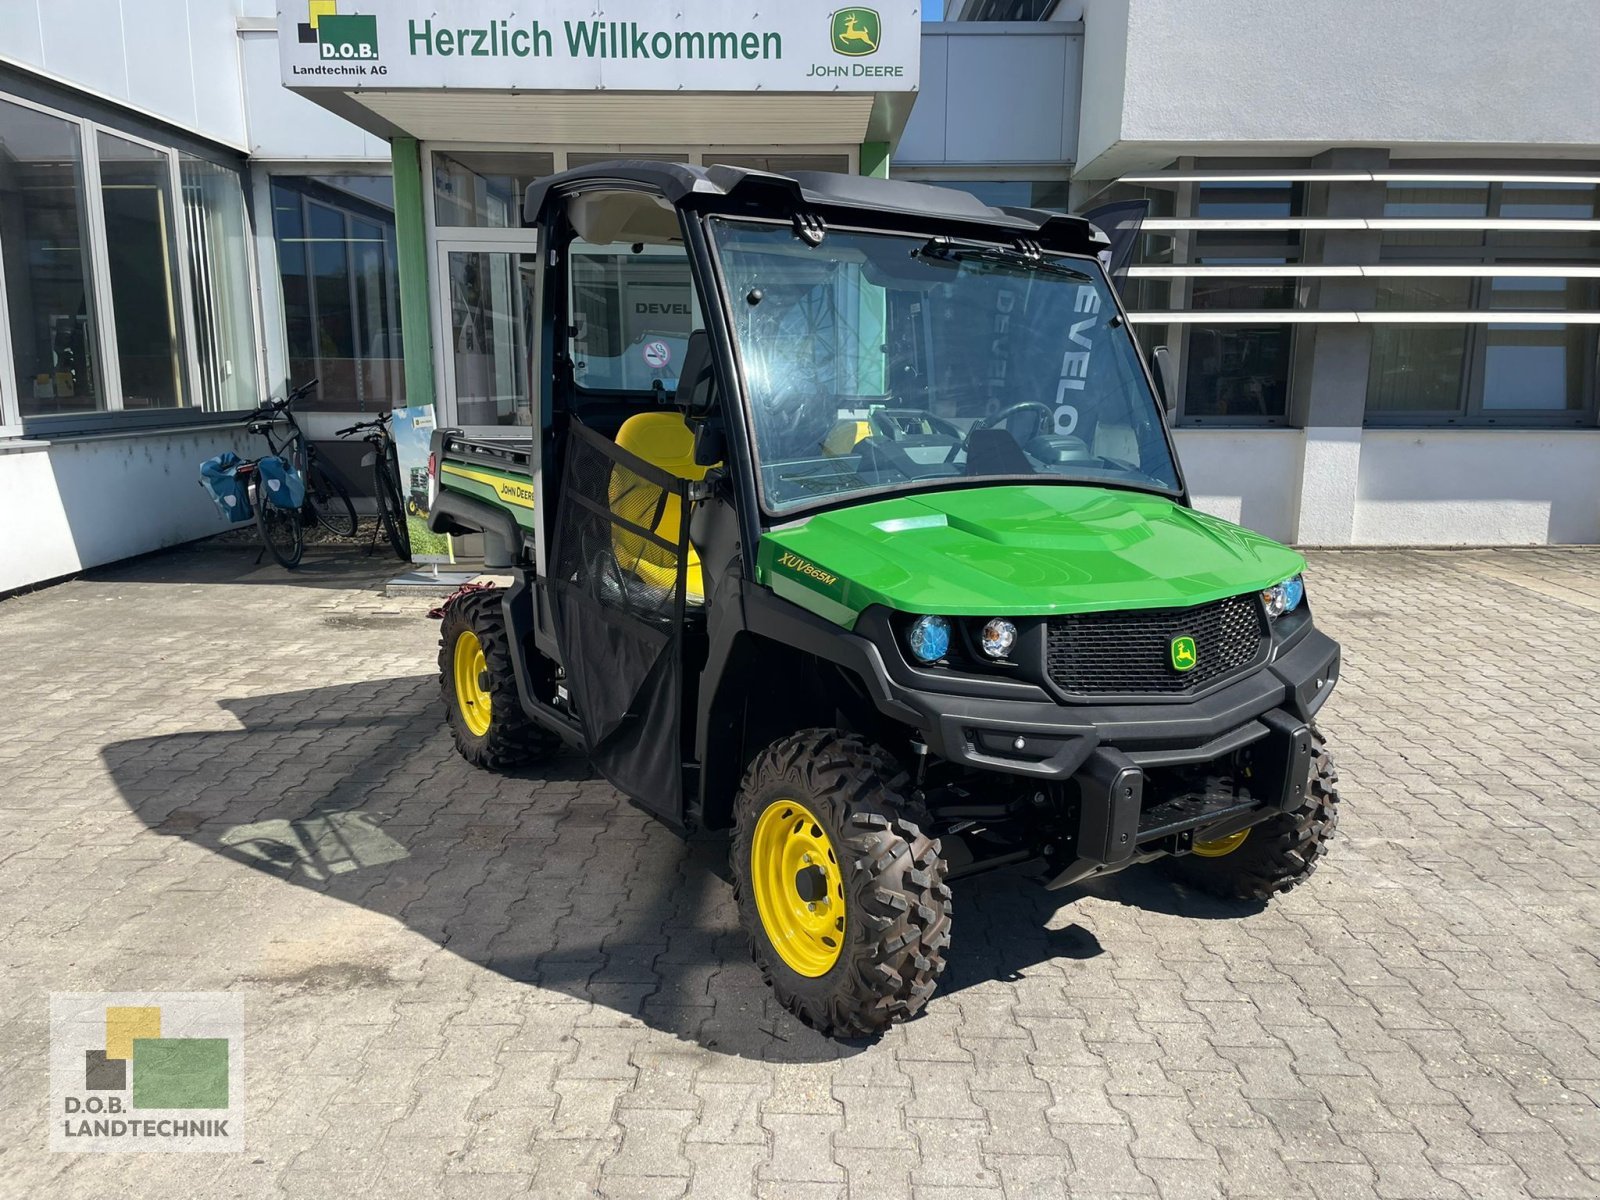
[906,614,951,664]
[980,618,1018,659]
[1261,574,1305,619]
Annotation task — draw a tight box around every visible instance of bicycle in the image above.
[244,380,358,568]
[336,411,411,561]
[228,454,304,570]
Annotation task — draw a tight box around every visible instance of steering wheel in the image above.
[869,409,965,442]
[973,401,1057,436]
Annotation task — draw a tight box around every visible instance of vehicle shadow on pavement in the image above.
[102,675,1249,1059]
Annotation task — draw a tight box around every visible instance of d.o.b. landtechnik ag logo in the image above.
[50,993,244,1152]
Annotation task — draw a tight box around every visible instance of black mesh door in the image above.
[550,421,688,819]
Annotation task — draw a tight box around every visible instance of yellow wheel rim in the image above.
[453,629,492,737]
[1193,828,1250,858]
[750,799,845,977]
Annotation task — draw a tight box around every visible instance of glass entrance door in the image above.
[435,243,538,428]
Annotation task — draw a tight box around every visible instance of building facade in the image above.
[1,0,1596,592]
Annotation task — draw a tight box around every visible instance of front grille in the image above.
[1046,593,1269,698]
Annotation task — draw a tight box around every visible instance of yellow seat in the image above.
[610,411,718,603]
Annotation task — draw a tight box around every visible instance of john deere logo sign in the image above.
[298,1,378,60]
[831,9,880,56]
[1170,635,1198,672]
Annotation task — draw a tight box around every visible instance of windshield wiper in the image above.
[912,238,1092,282]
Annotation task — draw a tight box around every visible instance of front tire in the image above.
[1162,723,1341,900]
[731,730,952,1037]
[438,589,558,770]
[253,480,303,569]
[304,461,357,538]
[373,460,411,561]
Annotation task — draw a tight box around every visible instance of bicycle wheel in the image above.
[254,484,304,569]
[305,460,357,537]
[373,459,411,561]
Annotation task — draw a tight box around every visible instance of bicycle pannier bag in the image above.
[199,452,253,523]
[256,455,306,510]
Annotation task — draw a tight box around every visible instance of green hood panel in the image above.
[757,485,1305,625]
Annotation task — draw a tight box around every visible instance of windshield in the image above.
[709,219,1180,514]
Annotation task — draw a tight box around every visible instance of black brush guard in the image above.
[1044,710,1315,889]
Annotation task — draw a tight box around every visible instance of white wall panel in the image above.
[898,24,1080,166]
[36,0,129,103]
[0,4,45,68]
[240,30,385,159]
[1353,430,1600,546]
[1,0,249,147]
[1078,0,1600,177]
[124,2,199,134]
[0,428,253,593]
[1171,428,1302,543]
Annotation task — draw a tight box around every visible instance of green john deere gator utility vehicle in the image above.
[427,162,1342,1036]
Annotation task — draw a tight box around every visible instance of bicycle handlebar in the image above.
[334,412,391,437]
[247,378,320,423]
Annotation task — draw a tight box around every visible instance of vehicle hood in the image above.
[757,484,1305,624]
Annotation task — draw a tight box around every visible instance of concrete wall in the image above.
[0,0,249,148]
[1171,428,1302,544]
[0,427,253,593]
[1170,428,1600,547]
[237,28,392,160]
[899,23,1082,166]
[1076,0,1600,176]
[1353,430,1600,546]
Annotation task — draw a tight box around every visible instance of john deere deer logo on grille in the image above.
[1170,635,1197,672]
[831,9,881,56]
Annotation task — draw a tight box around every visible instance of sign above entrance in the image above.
[278,0,920,92]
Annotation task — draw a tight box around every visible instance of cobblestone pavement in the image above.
[1,544,1598,1199]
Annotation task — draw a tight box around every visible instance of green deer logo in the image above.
[831,9,881,56]
[1170,635,1197,672]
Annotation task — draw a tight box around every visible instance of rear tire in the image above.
[253,481,303,569]
[1161,723,1341,900]
[438,589,558,770]
[373,460,411,561]
[305,460,357,538]
[731,729,952,1037]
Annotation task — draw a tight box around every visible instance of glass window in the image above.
[1366,276,1596,420]
[564,151,689,169]
[1195,182,1300,219]
[179,156,259,411]
[0,97,104,417]
[1193,230,1301,265]
[1483,277,1590,411]
[569,243,697,395]
[432,150,554,228]
[446,249,537,426]
[710,220,1178,513]
[1375,277,1474,312]
[1183,325,1292,419]
[270,174,404,411]
[97,132,188,409]
[1367,325,1468,414]
[1190,277,1297,310]
[1383,182,1489,218]
[1498,182,1596,220]
[1381,182,1488,250]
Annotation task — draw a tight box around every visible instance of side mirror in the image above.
[674,330,717,419]
[693,421,727,468]
[1152,345,1177,415]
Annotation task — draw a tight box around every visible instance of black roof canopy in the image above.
[523,160,1107,256]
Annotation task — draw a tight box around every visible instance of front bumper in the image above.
[881,622,1339,781]
[858,620,1338,887]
